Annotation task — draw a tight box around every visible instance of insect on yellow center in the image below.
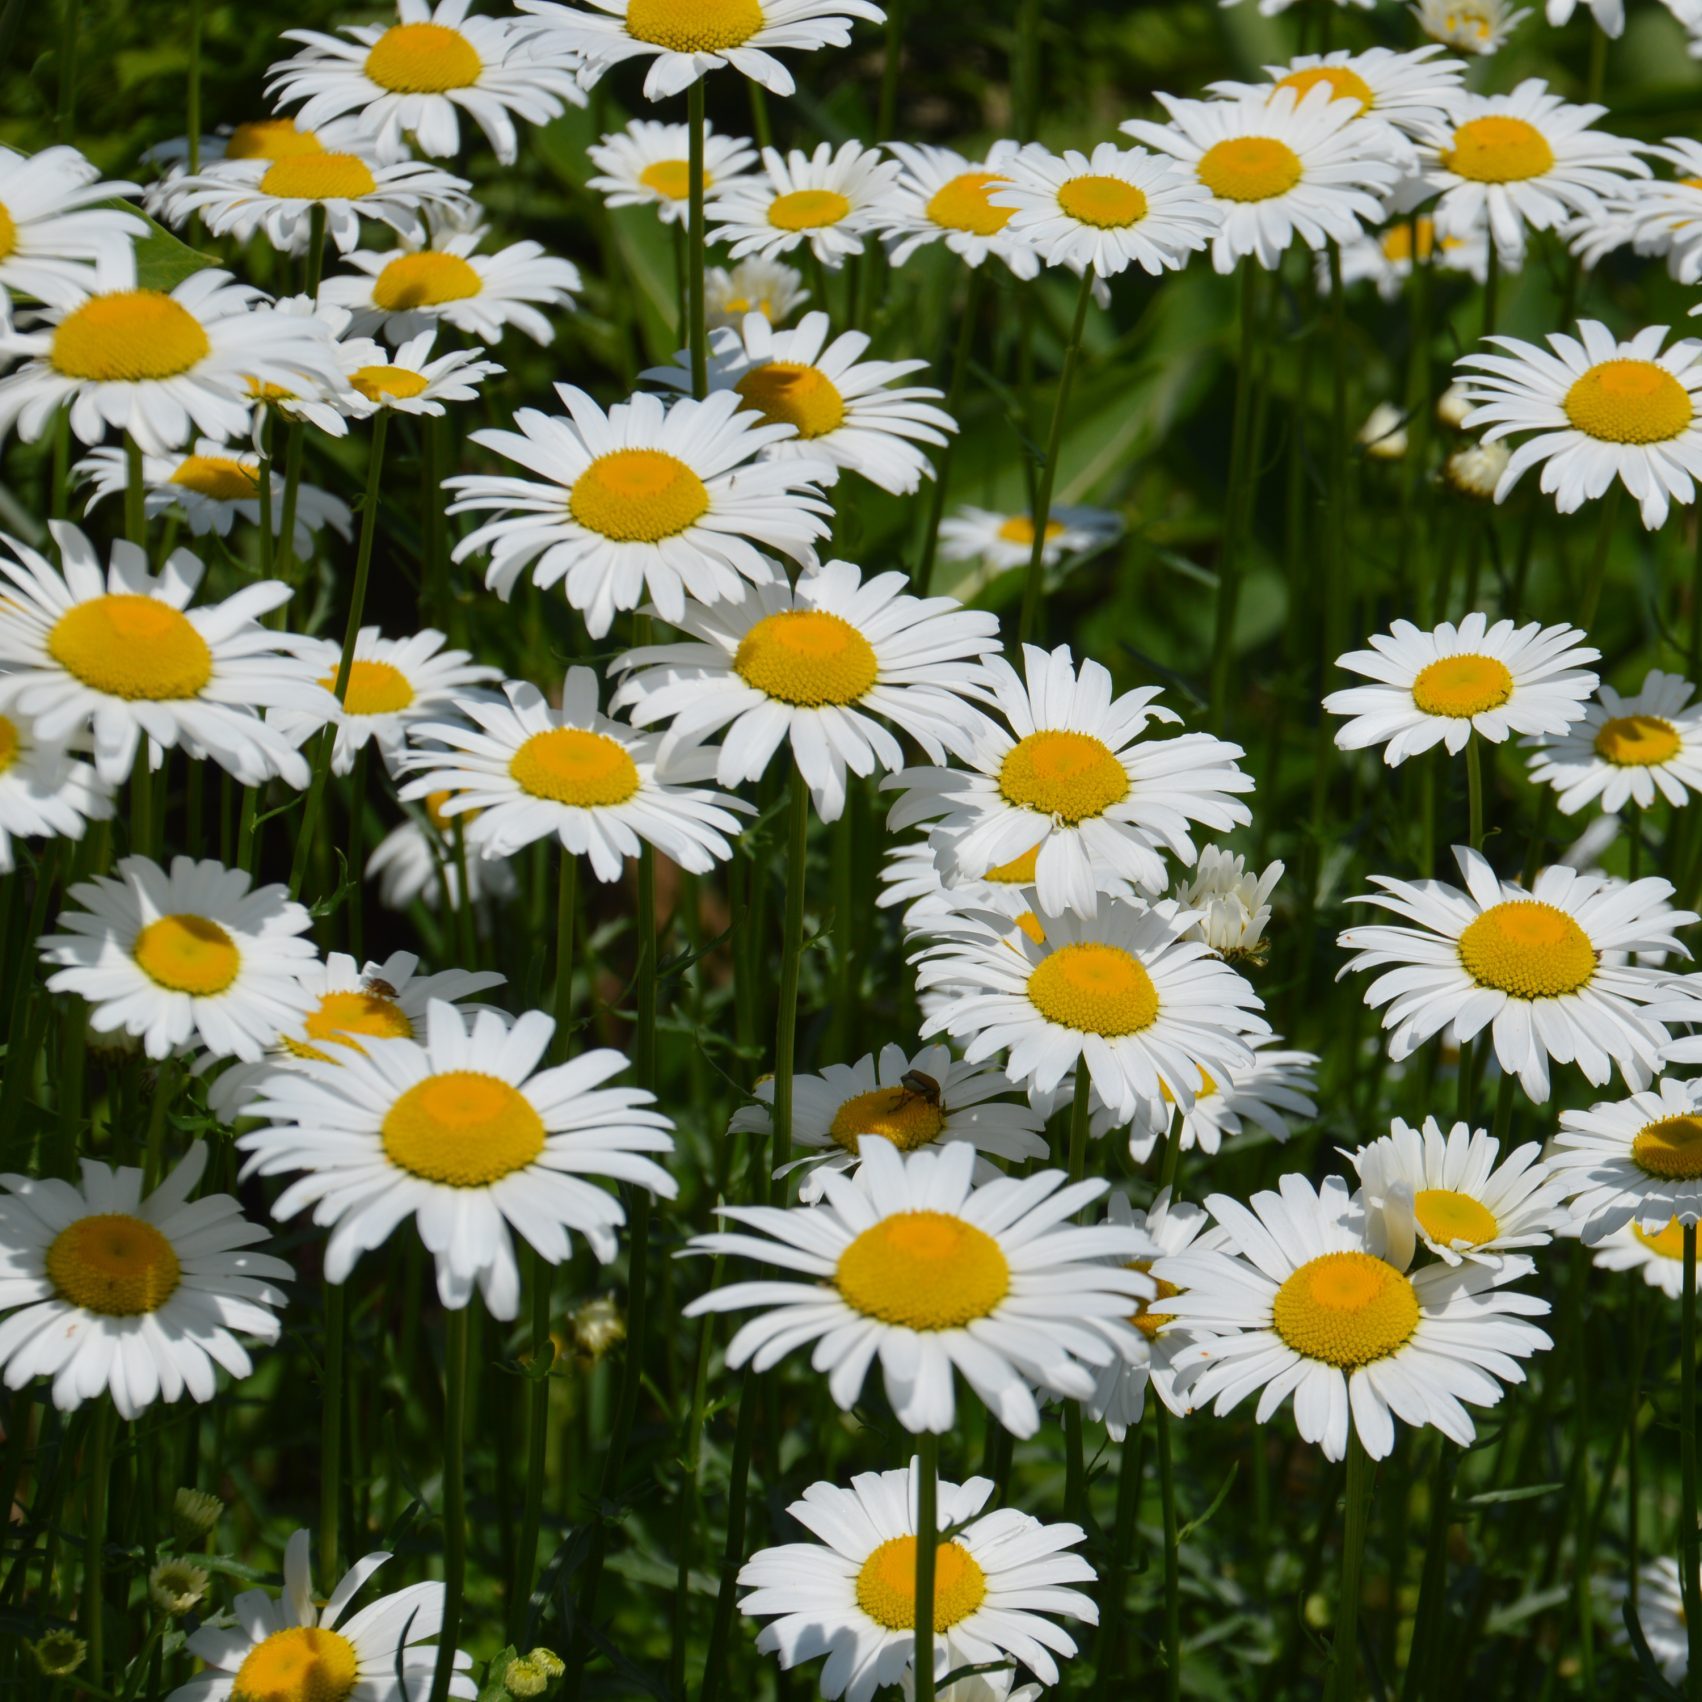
[767,188,853,231]
[322,659,415,715]
[382,1070,545,1186]
[49,594,214,700]
[133,913,242,996]
[364,21,482,92]
[283,988,415,1063]
[1196,137,1304,203]
[733,609,879,706]
[46,1213,181,1316]
[999,729,1129,822]
[1275,64,1376,113]
[627,0,763,51]
[1409,652,1514,718]
[225,118,324,161]
[734,361,846,438]
[1443,115,1555,183]
[509,727,641,808]
[372,251,483,311]
[1457,899,1596,999]
[836,1210,1010,1328]
[1159,1066,1220,1105]
[569,447,710,542]
[1271,1250,1420,1367]
[855,1535,987,1631]
[51,290,211,382]
[926,171,1014,235]
[996,515,1064,546]
[828,1086,946,1154]
[1414,1187,1498,1247]
[0,715,18,775]
[1633,1218,1694,1260]
[171,455,261,502]
[1056,173,1149,229]
[259,153,380,201]
[1563,360,1694,445]
[349,365,430,402]
[1128,1257,1180,1339]
[229,1625,360,1702]
[1632,1116,1702,1181]
[1380,217,1437,264]
[983,844,1040,883]
[640,159,706,200]
[1595,714,1682,767]
[1027,941,1159,1036]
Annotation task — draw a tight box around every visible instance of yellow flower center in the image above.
[627,0,763,51]
[1056,174,1149,229]
[1443,115,1555,183]
[854,1536,987,1631]
[49,595,214,700]
[0,715,17,775]
[734,361,846,438]
[836,1210,1010,1329]
[282,988,415,1063]
[999,729,1128,822]
[639,159,704,200]
[226,118,324,161]
[349,365,430,402]
[133,913,242,996]
[1027,942,1159,1036]
[569,447,710,542]
[1414,1187,1498,1247]
[828,1085,947,1154]
[983,844,1040,883]
[733,609,879,706]
[1014,910,1047,944]
[259,153,379,202]
[1275,64,1376,113]
[1128,1257,1179,1339]
[321,659,415,715]
[926,171,1013,236]
[995,515,1065,546]
[0,204,16,262]
[1409,653,1513,718]
[1595,714,1682,767]
[364,21,482,92]
[1271,1250,1420,1368]
[1632,1117,1702,1181]
[1380,217,1437,263]
[170,454,261,502]
[767,188,853,231]
[382,1070,545,1187]
[1563,360,1693,445]
[1160,1065,1219,1105]
[1633,1217,1693,1260]
[509,727,641,807]
[229,1626,360,1702]
[1457,900,1596,999]
[51,291,211,382]
[1197,137,1304,203]
[372,251,483,311]
[425,789,460,832]
[45,1213,181,1316]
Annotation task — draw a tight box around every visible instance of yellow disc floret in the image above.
[51,291,211,382]
[0,715,18,775]
[996,516,1064,546]
[855,1536,987,1631]
[1563,360,1693,445]
[1129,1257,1180,1339]
[1380,218,1437,264]
[734,361,847,438]
[1057,174,1149,229]
[1197,137,1304,203]
[349,365,429,402]
[1457,900,1596,999]
[229,1625,360,1702]
[836,1211,1010,1329]
[983,844,1041,884]
[49,595,214,700]
[626,0,763,52]
[767,188,852,231]
[133,913,242,995]
[364,21,482,92]
[926,171,1014,235]
[1410,653,1514,718]
[999,729,1129,822]
[46,1213,182,1316]
[569,448,710,542]
[1443,115,1555,183]
[639,159,697,200]
[1271,1250,1420,1367]
[283,988,415,1063]
[225,118,324,161]
[372,252,483,311]
[324,660,415,715]
[259,154,379,201]
[1275,65,1376,113]
[1595,714,1682,767]
[734,609,879,706]
[1414,1188,1498,1248]
[1027,942,1160,1036]
[382,1071,546,1186]
[509,727,641,807]
[1633,1218,1692,1260]
[170,455,261,502]
[1632,1116,1702,1181]
[829,1086,947,1154]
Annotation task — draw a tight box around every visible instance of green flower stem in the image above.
[1093,1421,1147,1696]
[1209,262,1260,730]
[1064,1061,1093,1522]
[913,1430,940,1702]
[1682,1221,1702,1697]
[1577,483,1623,632]
[508,1252,554,1644]
[347,745,369,962]
[1155,1401,1182,1702]
[770,768,811,1197]
[1330,1429,1374,1702]
[552,848,577,1062]
[1400,1440,1453,1702]
[427,1303,470,1702]
[318,1280,345,1582]
[1482,243,1500,341]
[914,265,984,596]
[1466,734,1484,852]
[124,435,145,547]
[55,0,80,138]
[698,1365,759,1702]
[688,80,709,400]
[187,0,203,172]
[83,1401,114,1685]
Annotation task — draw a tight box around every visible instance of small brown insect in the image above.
[362,977,400,1001]
[894,1069,942,1111]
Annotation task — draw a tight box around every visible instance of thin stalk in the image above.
[319,1280,345,1581]
[1093,1422,1148,1693]
[699,1368,759,1702]
[1330,1430,1374,1702]
[1064,1062,1093,1521]
[1482,243,1500,341]
[1466,734,1484,851]
[1400,1440,1453,1701]
[1682,1221,1702,1696]
[427,1304,470,1702]
[688,80,709,400]
[770,769,811,1196]
[1577,483,1623,631]
[1156,1402,1182,1702]
[876,0,904,139]
[83,1402,114,1684]
[124,436,145,545]
[914,1433,940,1702]
[508,1254,553,1643]
[552,849,577,1061]
[914,265,983,594]
[1210,263,1260,728]
[272,206,327,592]
[187,0,203,171]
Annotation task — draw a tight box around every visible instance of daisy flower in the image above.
[1590,1216,1700,1299]
[987,141,1219,278]
[517,0,886,102]
[1119,88,1404,274]
[1547,1076,1702,1240]
[1331,215,1489,300]
[708,141,903,268]
[1526,668,1702,814]
[728,1041,1049,1201]
[1633,140,1702,283]
[737,1458,1097,1702]
[643,309,955,495]
[0,250,342,457]
[399,667,747,875]
[446,384,831,638]
[1208,47,1466,149]
[1348,1116,1567,1268]
[267,626,501,777]
[268,0,587,165]
[879,140,1040,278]
[1124,1035,1319,1164]
[240,295,382,442]
[1171,847,1283,963]
[611,560,999,824]
[1412,0,1530,52]
[1337,844,1702,1101]
[143,115,331,169]
[936,504,1120,576]
[916,892,1269,1120]
[0,522,329,788]
[343,327,502,414]
[368,793,519,912]
[1445,439,1512,499]
[705,257,807,331]
[75,439,352,560]
[1607,1558,1691,1685]
[1455,322,1702,530]
[1154,1172,1551,1461]
[885,644,1253,915]
[1323,613,1599,766]
[587,119,757,224]
[319,222,583,347]
[1404,81,1648,265]
[683,1136,1151,1436]
[166,1528,475,1702]
[238,1000,677,1320]
[0,1144,290,1420]
[0,144,144,309]
[41,854,319,1062]
[0,708,111,873]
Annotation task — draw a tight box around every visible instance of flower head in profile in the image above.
[937,504,1121,580]
[1331,216,1488,300]
[1208,47,1466,150]
[344,328,502,415]
[1411,0,1530,53]
[1548,1076,1702,1241]
[705,257,807,330]
[368,790,519,913]
[880,140,1039,278]
[587,118,756,224]
[1123,1034,1319,1163]
[0,143,144,309]
[1590,1216,1701,1300]
[1526,668,1702,815]
[709,141,903,268]
[0,705,111,874]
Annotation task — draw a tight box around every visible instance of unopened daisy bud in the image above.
[528,1648,565,1679]
[568,1295,625,1366]
[1358,403,1408,462]
[150,1557,209,1617]
[29,1629,86,1678]
[1445,440,1510,500]
[1173,848,1283,965]
[173,1486,223,1548]
[504,1656,548,1697]
[1436,381,1473,431]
